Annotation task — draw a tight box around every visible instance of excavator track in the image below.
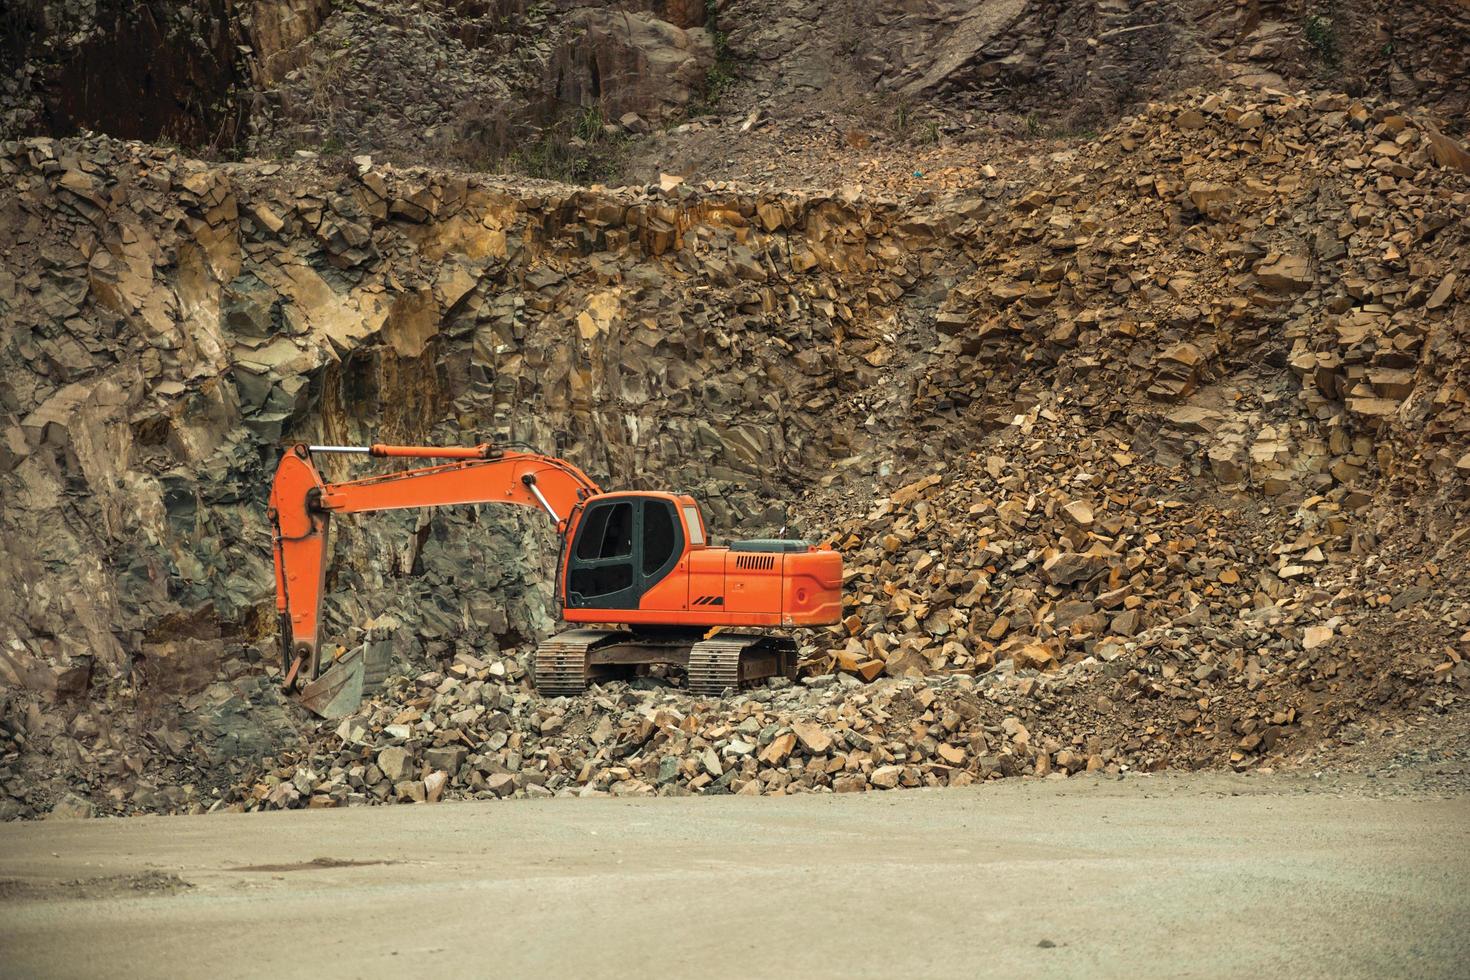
[533,629,628,697]
[686,634,799,698]
[533,629,800,698]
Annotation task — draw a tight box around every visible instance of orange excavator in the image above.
[269,442,843,716]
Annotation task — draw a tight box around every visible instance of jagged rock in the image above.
[1256,254,1314,292]
[377,746,414,783]
[1042,552,1110,587]
[553,10,714,123]
[46,794,97,819]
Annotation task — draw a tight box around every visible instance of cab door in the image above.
[564,495,683,611]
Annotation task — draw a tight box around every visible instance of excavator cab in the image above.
[558,490,842,633]
[562,493,694,611]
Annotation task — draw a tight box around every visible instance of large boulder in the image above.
[552,9,715,123]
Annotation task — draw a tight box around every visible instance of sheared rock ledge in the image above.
[1,84,1467,816]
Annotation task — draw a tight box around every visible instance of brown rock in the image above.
[1256,254,1313,292]
[1042,551,1109,586]
[1015,643,1058,671]
[792,721,833,755]
[1062,500,1094,527]
[377,746,414,783]
[759,732,797,766]
[46,794,96,819]
[1188,181,1231,214]
[1426,273,1457,310]
[937,744,966,765]
[870,765,903,789]
[1302,625,1334,650]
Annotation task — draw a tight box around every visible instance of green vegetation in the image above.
[692,0,738,114]
[503,103,627,183]
[1304,13,1340,72]
[572,103,608,143]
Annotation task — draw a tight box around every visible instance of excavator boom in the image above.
[269,443,600,702]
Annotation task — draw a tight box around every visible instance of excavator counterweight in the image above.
[268,443,842,715]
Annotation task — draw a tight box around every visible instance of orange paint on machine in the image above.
[267,442,843,715]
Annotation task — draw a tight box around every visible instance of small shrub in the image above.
[895,103,910,135]
[692,0,737,112]
[1304,14,1340,71]
[573,104,606,143]
[502,102,626,183]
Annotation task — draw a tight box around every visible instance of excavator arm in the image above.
[268,443,601,703]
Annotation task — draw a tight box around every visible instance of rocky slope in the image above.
[4,1,1467,172]
[2,78,1467,816]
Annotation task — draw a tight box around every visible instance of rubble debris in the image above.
[2,80,1467,818]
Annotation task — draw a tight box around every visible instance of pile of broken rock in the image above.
[233,652,1136,809]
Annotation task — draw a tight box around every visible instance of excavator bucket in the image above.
[297,635,392,719]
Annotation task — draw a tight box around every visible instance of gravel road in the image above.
[1,773,1466,979]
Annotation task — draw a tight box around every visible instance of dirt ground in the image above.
[1,773,1465,979]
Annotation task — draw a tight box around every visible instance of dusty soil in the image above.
[1,772,1466,979]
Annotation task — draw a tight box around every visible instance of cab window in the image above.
[576,501,632,560]
[642,500,677,575]
[682,504,705,546]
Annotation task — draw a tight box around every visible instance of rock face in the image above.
[0,1,716,162]
[0,0,246,146]
[2,79,1469,818]
[551,9,715,121]
[0,133,961,705]
[754,0,1470,133]
[243,0,335,88]
[5,1,1467,167]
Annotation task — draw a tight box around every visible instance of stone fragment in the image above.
[1255,254,1313,292]
[46,794,96,819]
[1176,109,1206,130]
[377,747,414,783]
[1302,625,1334,650]
[1015,644,1057,671]
[1426,273,1456,310]
[870,765,903,789]
[1042,552,1108,586]
[792,721,832,755]
[425,746,467,773]
[1062,500,1094,526]
[758,732,796,765]
[1188,181,1230,214]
